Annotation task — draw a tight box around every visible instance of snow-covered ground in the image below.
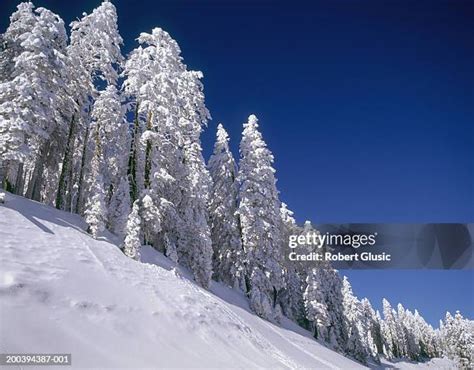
[0,193,456,369]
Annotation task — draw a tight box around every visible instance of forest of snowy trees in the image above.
[0,2,472,368]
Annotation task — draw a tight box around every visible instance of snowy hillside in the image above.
[0,193,455,369]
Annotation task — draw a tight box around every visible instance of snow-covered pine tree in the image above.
[238,114,285,321]
[413,309,440,359]
[122,28,182,244]
[0,3,37,190]
[1,4,72,202]
[361,298,384,360]
[123,29,213,288]
[283,266,307,327]
[122,28,183,205]
[179,142,213,288]
[341,276,370,364]
[279,206,308,327]
[84,121,107,238]
[309,265,348,351]
[175,69,214,289]
[381,298,401,359]
[84,167,107,238]
[123,200,142,261]
[67,0,123,214]
[83,83,130,238]
[140,192,161,246]
[397,304,420,360]
[440,311,474,369]
[86,85,130,234]
[208,123,244,289]
[304,268,330,341]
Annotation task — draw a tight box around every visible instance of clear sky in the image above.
[1,0,473,326]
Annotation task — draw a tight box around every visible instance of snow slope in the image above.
[0,193,456,369]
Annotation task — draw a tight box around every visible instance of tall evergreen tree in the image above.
[0,3,37,189]
[361,298,384,359]
[381,298,400,359]
[179,142,213,288]
[440,311,474,369]
[208,123,244,289]
[2,5,72,202]
[86,85,130,229]
[84,120,107,238]
[280,207,308,327]
[238,114,285,321]
[304,268,330,341]
[66,0,123,214]
[122,28,213,288]
[84,85,129,238]
[341,277,370,364]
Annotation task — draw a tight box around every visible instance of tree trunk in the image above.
[128,102,140,203]
[75,124,90,214]
[0,161,6,190]
[26,142,49,201]
[56,114,76,210]
[14,163,24,195]
[144,111,153,189]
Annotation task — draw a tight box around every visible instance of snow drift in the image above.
[0,193,455,369]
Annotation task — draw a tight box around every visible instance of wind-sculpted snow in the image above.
[0,193,455,369]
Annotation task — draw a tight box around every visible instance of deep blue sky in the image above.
[1,0,473,326]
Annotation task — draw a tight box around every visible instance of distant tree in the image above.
[304,268,330,341]
[361,298,383,361]
[342,277,370,364]
[440,311,474,369]
[381,298,401,359]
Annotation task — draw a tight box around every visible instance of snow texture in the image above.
[0,193,457,369]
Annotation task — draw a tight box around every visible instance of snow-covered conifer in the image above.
[69,1,123,86]
[361,298,383,360]
[68,0,123,214]
[87,85,130,233]
[123,200,142,260]
[304,268,330,340]
[122,28,213,288]
[381,298,400,359]
[440,311,474,368]
[342,276,370,364]
[305,265,348,351]
[1,4,71,201]
[84,123,107,238]
[179,142,213,289]
[0,3,37,188]
[208,123,243,289]
[90,85,128,193]
[280,206,307,326]
[238,114,285,321]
